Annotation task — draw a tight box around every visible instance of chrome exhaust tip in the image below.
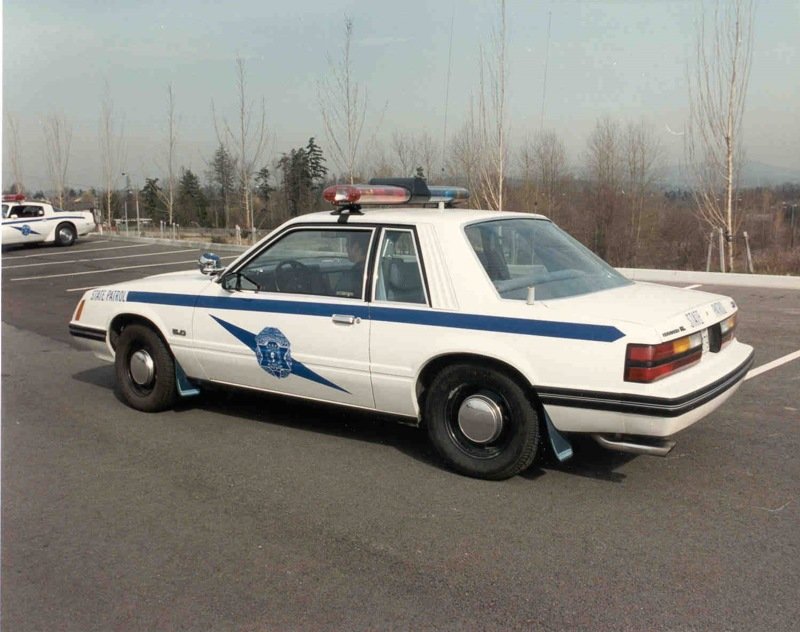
[592,434,676,457]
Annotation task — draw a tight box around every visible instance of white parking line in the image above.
[12,259,200,281]
[4,248,195,269]
[1,243,150,261]
[683,284,703,290]
[745,350,800,381]
[67,285,102,292]
[57,255,240,288]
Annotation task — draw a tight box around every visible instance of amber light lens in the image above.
[73,300,86,321]
[625,333,703,383]
[720,313,737,347]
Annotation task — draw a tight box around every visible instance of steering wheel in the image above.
[275,259,311,293]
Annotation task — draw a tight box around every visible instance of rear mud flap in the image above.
[543,409,573,462]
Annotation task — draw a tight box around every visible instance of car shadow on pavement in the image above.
[530,436,636,483]
[72,366,635,482]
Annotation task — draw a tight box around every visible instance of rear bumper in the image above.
[540,346,754,437]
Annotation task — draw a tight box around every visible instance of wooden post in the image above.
[743,231,754,273]
[706,231,714,272]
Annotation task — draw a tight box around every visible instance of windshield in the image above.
[465,218,631,301]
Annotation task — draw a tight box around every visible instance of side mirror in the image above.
[198,252,224,276]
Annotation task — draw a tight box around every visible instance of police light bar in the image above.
[369,177,470,206]
[323,184,410,206]
[428,186,470,204]
[2,194,25,203]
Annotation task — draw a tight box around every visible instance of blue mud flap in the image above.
[176,363,200,397]
[543,408,573,462]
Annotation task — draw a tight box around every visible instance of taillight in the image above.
[625,332,703,383]
[719,313,737,347]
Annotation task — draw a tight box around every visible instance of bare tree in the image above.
[391,131,419,177]
[155,83,178,224]
[416,131,439,182]
[624,120,662,265]
[99,84,126,223]
[318,16,368,184]
[686,0,755,272]
[586,117,623,260]
[518,130,567,220]
[4,112,24,194]
[447,103,482,196]
[477,0,508,210]
[42,113,73,208]
[213,57,268,237]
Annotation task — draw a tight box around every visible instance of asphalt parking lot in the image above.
[2,237,798,631]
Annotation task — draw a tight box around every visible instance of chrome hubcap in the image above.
[129,350,155,386]
[457,394,504,444]
[59,228,72,241]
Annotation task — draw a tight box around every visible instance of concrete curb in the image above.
[97,232,248,254]
[96,234,799,290]
[618,268,800,290]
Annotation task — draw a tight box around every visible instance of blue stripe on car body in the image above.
[126,290,625,343]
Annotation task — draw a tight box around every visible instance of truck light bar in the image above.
[2,194,25,203]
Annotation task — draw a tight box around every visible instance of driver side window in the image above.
[225,227,373,299]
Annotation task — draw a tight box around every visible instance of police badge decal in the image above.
[255,327,292,378]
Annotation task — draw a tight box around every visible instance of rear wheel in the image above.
[425,364,540,480]
[115,324,177,412]
[55,223,76,246]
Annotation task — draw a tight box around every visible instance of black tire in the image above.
[425,364,539,480]
[115,324,178,412]
[55,222,76,246]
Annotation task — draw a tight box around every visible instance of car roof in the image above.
[284,207,551,228]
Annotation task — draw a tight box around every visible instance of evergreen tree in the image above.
[177,168,208,225]
[208,144,237,227]
[142,178,163,217]
[278,148,311,217]
[305,137,328,189]
[255,166,274,205]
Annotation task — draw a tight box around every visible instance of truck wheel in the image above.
[55,223,76,246]
[425,364,540,480]
[115,324,177,412]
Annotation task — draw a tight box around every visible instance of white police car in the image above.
[2,194,97,247]
[69,178,753,479]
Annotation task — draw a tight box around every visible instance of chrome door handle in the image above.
[331,314,357,325]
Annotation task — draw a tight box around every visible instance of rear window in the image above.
[465,218,631,301]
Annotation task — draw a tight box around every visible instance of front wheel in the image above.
[55,223,76,246]
[425,364,540,480]
[115,324,177,412]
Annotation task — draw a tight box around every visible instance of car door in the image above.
[191,225,376,409]
[2,205,46,245]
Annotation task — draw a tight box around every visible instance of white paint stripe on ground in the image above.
[12,260,200,281]
[66,285,101,292]
[5,248,195,269]
[745,349,800,381]
[683,284,703,290]
[1,243,150,261]
[57,255,240,287]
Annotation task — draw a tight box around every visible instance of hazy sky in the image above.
[3,0,799,192]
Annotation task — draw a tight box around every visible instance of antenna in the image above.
[440,3,456,177]
[540,9,552,131]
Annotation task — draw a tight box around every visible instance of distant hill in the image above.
[663,161,800,189]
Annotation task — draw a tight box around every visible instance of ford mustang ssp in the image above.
[69,179,754,479]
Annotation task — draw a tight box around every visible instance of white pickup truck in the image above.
[1,194,97,247]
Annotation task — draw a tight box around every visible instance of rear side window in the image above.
[465,218,631,300]
[373,229,427,305]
